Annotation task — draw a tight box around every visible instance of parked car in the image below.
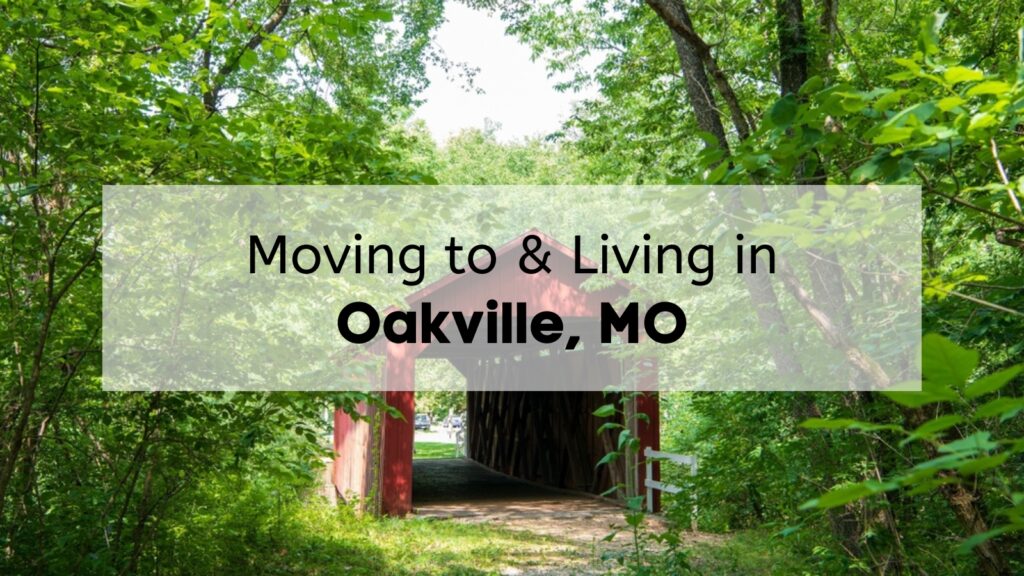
[414,414,431,431]
[450,415,463,429]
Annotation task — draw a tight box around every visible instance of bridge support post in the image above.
[634,358,660,512]
[381,346,415,516]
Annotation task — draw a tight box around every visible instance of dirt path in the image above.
[411,458,718,575]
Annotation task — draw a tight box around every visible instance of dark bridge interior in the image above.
[418,344,630,500]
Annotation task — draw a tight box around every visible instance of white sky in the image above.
[412,3,597,143]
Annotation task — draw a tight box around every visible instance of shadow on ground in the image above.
[412,458,674,547]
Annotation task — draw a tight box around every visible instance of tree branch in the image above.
[989,138,1021,213]
[776,262,892,388]
[203,0,292,112]
[646,0,751,139]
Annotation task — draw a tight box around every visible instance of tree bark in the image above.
[646,0,751,141]
[904,409,1011,576]
[776,0,809,95]
[937,480,1010,576]
[818,0,838,71]
[646,1,870,557]
[647,0,728,150]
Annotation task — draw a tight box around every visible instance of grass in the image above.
[413,440,461,459]
[259,508,817,576]
[179,483,822,576]
[681,529,823,575]
[179,474,818,576]
[236,501,592,576]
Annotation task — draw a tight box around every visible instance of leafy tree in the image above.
[0,0,445,572]
[492,0,1023,572]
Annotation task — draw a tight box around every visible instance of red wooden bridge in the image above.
[332,231,661,515]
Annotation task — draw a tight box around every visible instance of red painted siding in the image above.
[380,353,415,515]
[334,231,660,516]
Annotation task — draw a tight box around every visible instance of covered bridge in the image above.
[332,230,661,515]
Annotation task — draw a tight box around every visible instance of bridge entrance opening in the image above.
[331,231,661,515]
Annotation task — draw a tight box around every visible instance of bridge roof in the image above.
[405,228,630,313]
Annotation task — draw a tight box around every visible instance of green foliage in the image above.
[600,495,694,576]
[3,0,1024,573]
[592,391,695,575]
[501,2,1024,573]
[0,0,444,572]
[405,121,586,185]
[801,334,1024,553]
[153,478,574,575]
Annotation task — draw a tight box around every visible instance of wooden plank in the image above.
[644,447,697,467]
[381,375,414,514]
[645,479,683,494]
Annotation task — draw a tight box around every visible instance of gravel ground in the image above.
[411,458,714,575]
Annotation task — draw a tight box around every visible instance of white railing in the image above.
[644,447,698,530]
[454,428,466,457]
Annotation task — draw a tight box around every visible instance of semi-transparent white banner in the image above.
[102,186,921,392]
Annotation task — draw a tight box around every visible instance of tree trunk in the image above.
[776,0,810,95]
[905,408,1011,575]
[818,0,838,71]
[649,0,865,558]
[647,0,729,151]
[646,0,752,142]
